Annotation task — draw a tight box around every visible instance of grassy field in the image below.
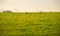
[0,12,60,36]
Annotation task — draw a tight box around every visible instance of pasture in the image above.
[0,12,60,36]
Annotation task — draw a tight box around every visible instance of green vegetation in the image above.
[0,12,60,36]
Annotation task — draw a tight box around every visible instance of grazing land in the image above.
[0,12,60,36]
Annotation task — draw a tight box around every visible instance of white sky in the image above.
[0,0,60,12]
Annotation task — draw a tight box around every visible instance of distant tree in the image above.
[39,11,41,14]
[3,10,12,13]
[26,12,28,14]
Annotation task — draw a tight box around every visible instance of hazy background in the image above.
[0,0,60,12]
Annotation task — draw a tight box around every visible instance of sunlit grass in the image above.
[0,12,60,36]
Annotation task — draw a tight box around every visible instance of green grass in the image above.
[0,12,60,36]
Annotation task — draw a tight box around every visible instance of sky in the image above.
[0,0,60,12]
